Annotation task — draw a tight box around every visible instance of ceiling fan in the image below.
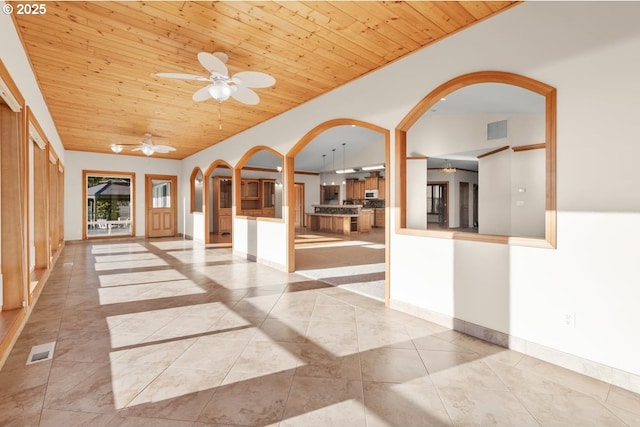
[110,133,176,156]
[155,51,275,106]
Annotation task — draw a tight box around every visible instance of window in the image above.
[84,170,134,238]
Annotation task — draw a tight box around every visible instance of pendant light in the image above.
[322,154,326,185]
[342,142,347,185]
[331,148,336,185]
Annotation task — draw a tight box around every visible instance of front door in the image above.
[146,174,177,238]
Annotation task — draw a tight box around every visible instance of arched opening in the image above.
[204,160,233,245]
[396,71,556,248]
[235,146,284,220]
[190,167,204,214]
[286,119,390,304]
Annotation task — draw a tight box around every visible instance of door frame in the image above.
[145,174,177,238]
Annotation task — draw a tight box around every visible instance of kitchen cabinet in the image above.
[365,176,379,191]
[359,210,373,232]
[377,177,385,200]
[374,208,385,228]
[241,179,260,199]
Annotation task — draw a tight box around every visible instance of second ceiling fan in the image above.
[156,51,275,106]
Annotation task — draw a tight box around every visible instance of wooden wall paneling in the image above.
[0,104,27,310]
[12,2,517,159]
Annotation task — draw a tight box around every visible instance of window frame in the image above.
[395,71,556,248]
[83,170,135,239]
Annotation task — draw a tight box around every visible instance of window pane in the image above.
[86,174,132,237]
[152,180,171,208]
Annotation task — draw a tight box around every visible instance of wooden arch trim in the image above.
[284,118,391,305]
[396,70,556,248]
[204,159,233,178]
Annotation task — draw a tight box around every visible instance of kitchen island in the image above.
[306,205,373,235]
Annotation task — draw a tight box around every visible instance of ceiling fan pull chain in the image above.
[218,101,223,130]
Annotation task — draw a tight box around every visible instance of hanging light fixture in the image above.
[331,148,336,185]
[141,145,155,156]
[207,82,233,102]
[110,144,123,154]
[341,143,347,184]
[322,154,326,185]
[442,159,457,174]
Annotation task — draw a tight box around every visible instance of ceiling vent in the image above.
[487,119,508,140]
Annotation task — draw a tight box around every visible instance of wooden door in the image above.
[294,182,305,228]
[146,174,177,238]
[459,182,469,228]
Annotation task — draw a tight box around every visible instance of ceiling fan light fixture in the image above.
[208,82,232,102]
[110,144,123,154]
[141,145,155,156]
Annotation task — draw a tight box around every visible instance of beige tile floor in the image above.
[1,238,639,427]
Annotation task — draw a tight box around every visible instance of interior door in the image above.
[294,182,305,228]
[146,174,177,238]
[459,181,469,228]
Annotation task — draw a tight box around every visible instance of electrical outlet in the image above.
[562,312,576,328]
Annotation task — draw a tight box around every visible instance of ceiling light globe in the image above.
[110,144,123,154]
[141,145,154,156]
[208,83,232,102]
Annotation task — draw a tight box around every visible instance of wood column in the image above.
[1,104,27,310]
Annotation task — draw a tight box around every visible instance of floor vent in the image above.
[26,342,56,365]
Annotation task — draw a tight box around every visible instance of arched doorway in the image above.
[286,119,390,304]
[204,160,233,245]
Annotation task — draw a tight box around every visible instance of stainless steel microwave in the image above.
[364,189,379,199]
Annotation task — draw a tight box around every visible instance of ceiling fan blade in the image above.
[193,85,213,102]
[131,147,143,151]
[231,86,260,105]
[198,52,228,76]
[233,71,276,88]
[213,51,228,64]
[153,145,177,153]
[155,72,210,82]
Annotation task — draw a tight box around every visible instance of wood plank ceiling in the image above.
[12,1,518,159]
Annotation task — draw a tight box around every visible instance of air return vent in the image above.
[487,119,508,140]
[26,342,56,365]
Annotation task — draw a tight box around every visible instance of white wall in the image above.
[511,148,545,238]
[0,4,65,161]
[295,173,320,215]
[479,150,511,235]
[64,151,182,241]
[389,1,640,383]
[406,158,428,229]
